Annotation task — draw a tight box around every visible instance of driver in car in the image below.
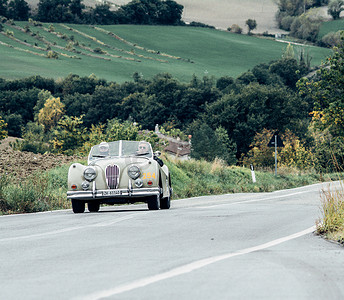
[136,141,150,155]
[99,141,110,156]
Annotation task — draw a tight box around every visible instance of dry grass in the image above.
[316,182,344,245]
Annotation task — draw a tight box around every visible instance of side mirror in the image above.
[154,151,161,157]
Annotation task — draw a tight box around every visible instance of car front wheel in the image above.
[88,201,100,212]
[72,199,85,213]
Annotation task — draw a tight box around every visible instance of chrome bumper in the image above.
[67,187,160,200]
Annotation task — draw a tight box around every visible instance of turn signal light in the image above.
[147,181,153,186]
[71,184,77,190]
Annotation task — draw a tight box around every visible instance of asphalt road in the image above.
[1,182,344,300]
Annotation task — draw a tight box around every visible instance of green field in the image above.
[0,22,332,82]
[318,19,344,40]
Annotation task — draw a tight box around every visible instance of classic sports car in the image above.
[67,140,172,213]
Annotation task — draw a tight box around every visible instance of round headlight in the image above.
[84,167,97,181]
[128,165,141,180]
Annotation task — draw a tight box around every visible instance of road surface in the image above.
[1,182,344,299]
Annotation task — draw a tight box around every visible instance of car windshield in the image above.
[88,140,153,162]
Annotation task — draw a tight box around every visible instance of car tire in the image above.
[88,201,100,212]
[147,195,160,210]
[72,199,85,213]
[160,196,170,209]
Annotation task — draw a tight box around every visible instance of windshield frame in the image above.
[88,140,153,163]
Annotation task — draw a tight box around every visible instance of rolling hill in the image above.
[0,21,331,83]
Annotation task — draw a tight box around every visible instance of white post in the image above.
[250,164,256,183]
[275,134,277,176]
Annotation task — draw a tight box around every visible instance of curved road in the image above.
[1,182,344,299]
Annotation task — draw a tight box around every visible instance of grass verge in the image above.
[0,156,341,216]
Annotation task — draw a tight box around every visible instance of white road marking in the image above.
[79,226,316,300]
[196,190,313,209]
[0,214,136,242]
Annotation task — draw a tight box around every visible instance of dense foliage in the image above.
[0,51,314,166]
[275,0,330,42]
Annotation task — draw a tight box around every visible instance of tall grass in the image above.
[164,156,339,199]
[316,182,344,245]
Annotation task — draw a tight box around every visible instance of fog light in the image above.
[135,178,143,188]
[82,181,90,190]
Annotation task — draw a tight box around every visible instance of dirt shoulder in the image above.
[0,137,83,179]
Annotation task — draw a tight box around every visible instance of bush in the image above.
[280,15,295,31]
[290,15,321,42]
[46,51,59,59]
[230,24,242,34]
[2,175,50,213]
[321,31,342,47]
[189,22,215,29]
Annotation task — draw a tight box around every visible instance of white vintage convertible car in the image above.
[67,140,172,213]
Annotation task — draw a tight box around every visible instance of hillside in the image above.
[0,22,331,82]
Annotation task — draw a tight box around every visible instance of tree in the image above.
[50,115,86,154]
[157,0,183,25]
[245,19,257,34]
[328,0,344,20]
[37,0,74,22]
[298,32,344,137]
[38,96,65,131]
[7,0,30,20]
[190,123,221,161]
[0,0,8,17]
[3,113,23,137]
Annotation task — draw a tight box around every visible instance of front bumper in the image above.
[67,187,160,200]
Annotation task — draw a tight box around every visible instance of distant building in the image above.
[164,141,191,160]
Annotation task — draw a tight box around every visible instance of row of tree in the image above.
[0,0,184,25]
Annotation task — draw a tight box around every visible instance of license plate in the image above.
[102,190,121,196]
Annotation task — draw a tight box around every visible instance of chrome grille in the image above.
[105,165,120,189]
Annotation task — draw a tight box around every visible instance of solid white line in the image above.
[79,226,316,300]
[196,190,312,209]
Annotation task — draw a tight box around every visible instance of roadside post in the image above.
[250,164,256,183]
[267,132,284,176]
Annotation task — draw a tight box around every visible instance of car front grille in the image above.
[105,165,120,189]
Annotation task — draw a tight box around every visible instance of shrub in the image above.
[189,22,215,29]
[290,15,321,42]
[93,47,107,54]
[0,116,8,140]
[321,31,342,47]
[230,24,242,34]
[280,15,295,31]
[46,51,59,59]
